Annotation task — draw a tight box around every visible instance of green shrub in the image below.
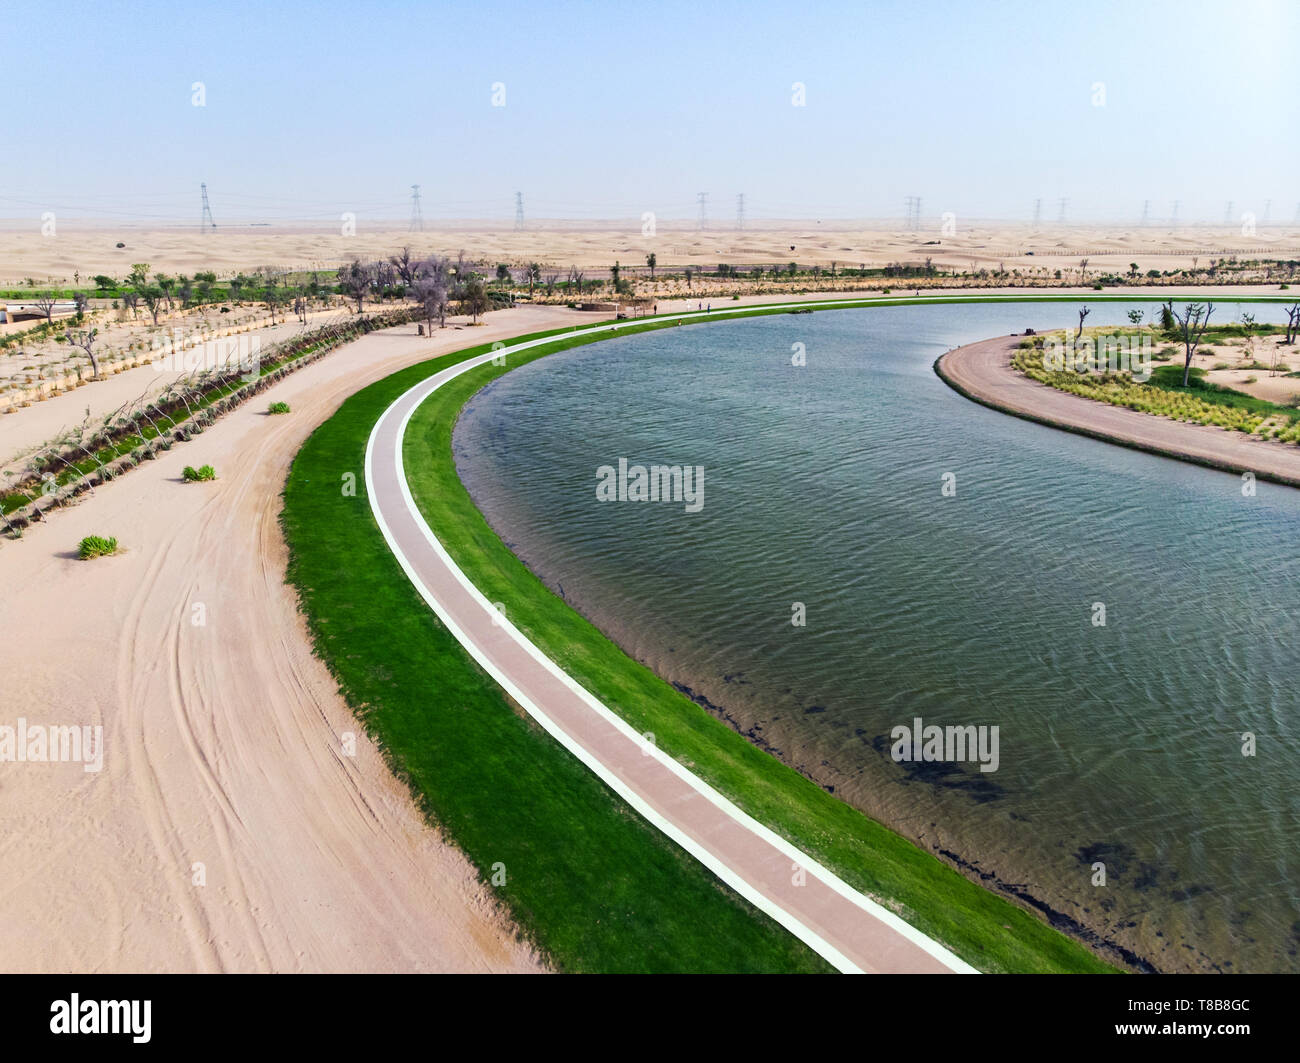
[183,464,217,482]
[268,401,291,415]
[78,535,118,559]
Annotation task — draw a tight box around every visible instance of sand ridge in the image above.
[4,222,1299,285]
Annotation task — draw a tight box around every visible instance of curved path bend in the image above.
[937,335,1300,487]
[365,314,976,974]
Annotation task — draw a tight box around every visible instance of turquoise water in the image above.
[452,302,1300,972]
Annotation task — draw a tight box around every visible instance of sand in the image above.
[937,335,1300,487]
[2,282,1294,973]
[0,304,590,973]
[3,221,1299,286]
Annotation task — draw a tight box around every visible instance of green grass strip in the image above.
[282,336,832,973]
[284,299,1138,972]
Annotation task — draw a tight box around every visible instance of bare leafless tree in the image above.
[414,257,450,332]
[32,291,60,325]
[1283,302,1300,345]
[390,246,418,289]
[1167,301,1214,386]
[65,327,101,379]
[339,260,373,313]
[1076,305,1090,339]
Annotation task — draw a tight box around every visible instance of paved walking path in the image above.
[365,317,976,974]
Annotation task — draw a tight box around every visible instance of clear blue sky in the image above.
[2,0,1295,225]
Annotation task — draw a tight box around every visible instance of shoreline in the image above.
[935,335,1300,488]
[351,303,1127,972]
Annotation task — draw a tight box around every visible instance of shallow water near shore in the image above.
[452,301,1300,972]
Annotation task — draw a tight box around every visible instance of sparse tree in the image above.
[31,291,60,325]
[1076,305,1090,339]
[461,276,491,323]
[646,253,656,280]
[140,286,166,326]
[1166,301,1214,386]
[194,271,216,303]
[1282,302,1300,345]
[262,280,285,325]
[390,246,418,288]
[339,259,374,313]
[526,262,541,295]
[155,273,175,311]
[65,327,101,378]
[414,271,449,332]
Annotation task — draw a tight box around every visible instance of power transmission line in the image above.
[697,192,709,230]
[736,193,745,231]
[1031,198,1042,230]
[200,183,216,232]
[1057,197,1068,224]
[409,184,423,232]
[903,196,921,231]
[514,191,525,231]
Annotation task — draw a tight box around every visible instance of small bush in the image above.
[183,464,217,482]
[268,401,291,415]
[78,535,118,559]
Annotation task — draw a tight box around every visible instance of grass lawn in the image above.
[284,301,1130,973]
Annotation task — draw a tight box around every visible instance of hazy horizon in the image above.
[2,0,1297,228]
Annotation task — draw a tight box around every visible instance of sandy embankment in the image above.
[936,335,1300,487]
[0,304,590,974]
[0,307,355,465]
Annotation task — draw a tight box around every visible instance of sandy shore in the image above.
[936,335,1300,487]
[0,304,591,973]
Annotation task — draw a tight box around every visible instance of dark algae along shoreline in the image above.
[453,302,1300,973]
